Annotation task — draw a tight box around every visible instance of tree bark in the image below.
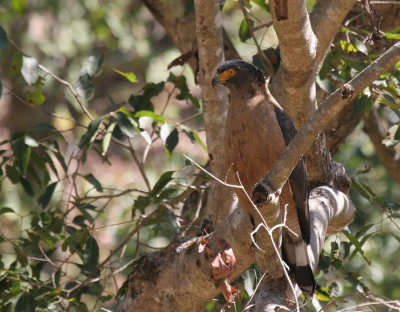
[119,40,400,312]
[195,0,237,227]
[118,185,354,312]
[249,187,355,312]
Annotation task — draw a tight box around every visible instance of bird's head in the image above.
[211,60,265,90]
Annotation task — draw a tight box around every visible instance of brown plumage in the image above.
[212,59,315,297]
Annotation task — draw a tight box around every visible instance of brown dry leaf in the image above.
[198,235,214,256]
[219,278,239,307]
[217,237,237,271]
[167,51,193,70]
[211,253,232,280]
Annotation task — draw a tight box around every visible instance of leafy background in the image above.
[0,0,399,311]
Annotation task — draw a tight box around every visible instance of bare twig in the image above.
[238,0,273,76]
[8,38,94,121]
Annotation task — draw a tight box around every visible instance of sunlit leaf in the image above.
[11,0,27,13]
[315,287,331,301]
[251,0,269,12]
[113,68,138,83]
[339,40,357,53]
[160,124,172,143]
[24,135,38,147]
[239,19,253,42]
[21,56,39,85]
[134,110,165,123]
[101,122,116,156]
[140,130,152,145]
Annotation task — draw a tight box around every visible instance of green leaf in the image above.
[339,40,357,53]
[239,19,253,42]
[78,116,104,149]
[20,177,34,196]
[151,171,174,196]
[84,173,103,192]
[82,236,99,275]
[21,56,39,85]
[53,149,68,174]
[16,293,36,312]
[315,286,331,302]
[181,125,208,152]
[6,164,20,184]
[113,68,138,83]
[101,122,116,156]
[134,110,165,123]
[113,112,136,138]
[24,84,46,107]
[0,26,7,50]
[342,230,371,265]
[24,135,39,147]
[21,146,31,175]
[0,207,15,215]
[167,73,200,109]
[251,0,269,12]
[165,128,179,154]
[10,52,23,77]
[12,0,27,13]
[379,93,400,109]
[385,32,400,40]
[38,182,58,208]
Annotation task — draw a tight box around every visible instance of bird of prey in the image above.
[211,59,315,297]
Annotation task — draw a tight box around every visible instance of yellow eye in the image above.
[228,69,236,76]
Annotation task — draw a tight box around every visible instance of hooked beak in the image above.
[211,76,220,87]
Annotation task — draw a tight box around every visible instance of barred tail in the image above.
[282,238,316,297]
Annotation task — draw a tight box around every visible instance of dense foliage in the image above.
[0,1,399,311]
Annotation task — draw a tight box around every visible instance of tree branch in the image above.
[255,42,400,197]
[142,0,239,67]
[363,106,400,184]
[249,187,355,312]
[269,0,317,126]
[310,0,358,71]
[118,183,354,311]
